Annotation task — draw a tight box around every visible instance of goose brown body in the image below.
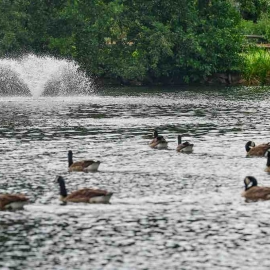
[241,176,270,200]
[245,141,270,157]
[69,160,100,172]
[242,186,270,200]
[56,176,113,204]
[63,188,112,203]
[68,150,100,172]
[176,135,194,152]
[149,130,168,149]
[0,194,29,210]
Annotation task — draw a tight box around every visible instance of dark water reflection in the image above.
[1,86,270,269]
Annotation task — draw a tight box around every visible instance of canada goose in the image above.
[245,141,270,157]
[0,194,29,210]
[241,176,270,200]
[68,150,101,172]
[265,150,270,172]
[55,176,113,204]
[176,135,194,152]
[149,130,168,149]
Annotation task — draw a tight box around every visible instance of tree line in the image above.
[0,0,269,85]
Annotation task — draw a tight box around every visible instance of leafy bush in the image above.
[241,48,270,85]
[0,0,245,84]
[235,0,270,22]
[240,14,270,41]
[75,0,243,84]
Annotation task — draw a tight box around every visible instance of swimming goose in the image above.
[245,141,270,157]
[68,150,101,172]
[241,176,270,200]
[0,194,29,210]
[55,176,113,204]
[176,135,194,153]
[149,130,168,149]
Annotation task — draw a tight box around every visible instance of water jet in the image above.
[0,54,93,97]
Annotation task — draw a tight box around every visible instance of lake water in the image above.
[1,86,270,270]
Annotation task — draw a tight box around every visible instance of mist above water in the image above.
[0,54,94,97]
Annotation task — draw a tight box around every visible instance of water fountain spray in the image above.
[0,54,93,97]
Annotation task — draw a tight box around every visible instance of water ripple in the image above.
[1,87,270,269]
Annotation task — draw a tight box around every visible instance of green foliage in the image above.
[0,0,246,84]
[0,0,30,55]
[240,13,270,41]
[255,14,270,40]
[177,1,243,81]
[241,48,270,85]
[0,0,75,57]
[74,0,243,83]
[234,0,270,22]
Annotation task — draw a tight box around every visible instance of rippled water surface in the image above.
[1,86,270,270]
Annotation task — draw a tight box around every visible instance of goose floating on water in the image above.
[176,135,194,153]
[245,141,270,157]
[55,176,113,204]
[0,194,29,210]
[149,130,168,149]
[68,150,101,172]
[241,176,270,200]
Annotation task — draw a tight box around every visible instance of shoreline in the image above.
[94,72,248,87]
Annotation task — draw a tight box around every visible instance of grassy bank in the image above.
[241,48,270,85]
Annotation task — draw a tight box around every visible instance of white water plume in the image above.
[0,54,94,97]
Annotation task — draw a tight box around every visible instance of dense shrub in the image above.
[0,0,252,84]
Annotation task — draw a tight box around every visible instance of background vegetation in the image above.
[0,0,269,85]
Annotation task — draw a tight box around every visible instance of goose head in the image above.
[68,150,73,167]
[55,175,68,197]
[266,149,270,167]
[245,141,255,153]
[177,135,182,145]
[244,176,258,191]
